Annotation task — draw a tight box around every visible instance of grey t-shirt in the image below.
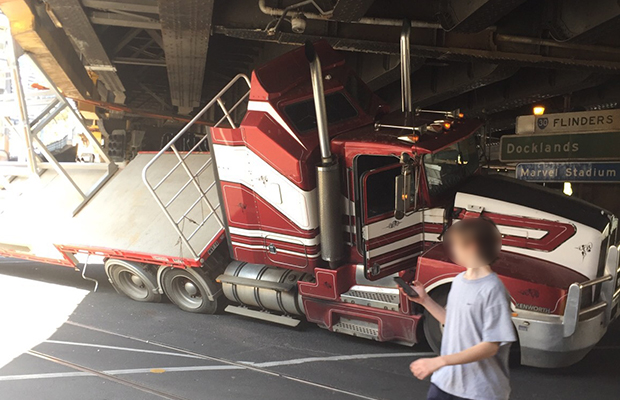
[431,272,517,400]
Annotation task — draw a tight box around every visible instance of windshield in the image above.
[283,92,358,133]
[423,135,479,197]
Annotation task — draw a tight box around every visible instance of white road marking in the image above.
[44,340,204,360]
[0,351,433,382]
[246,352,435,368]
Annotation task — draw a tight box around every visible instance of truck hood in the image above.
[458,175,611,232]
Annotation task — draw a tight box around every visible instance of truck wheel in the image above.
[105,259,161,303]
[161,268,221,314]
[423,285,450,354]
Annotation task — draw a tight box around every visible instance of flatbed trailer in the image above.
[0,152,224,269]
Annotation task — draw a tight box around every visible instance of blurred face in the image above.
[446,231,481,268]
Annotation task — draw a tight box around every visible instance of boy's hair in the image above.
[445,217,502,264]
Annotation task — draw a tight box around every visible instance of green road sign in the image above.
[500,131,620,162]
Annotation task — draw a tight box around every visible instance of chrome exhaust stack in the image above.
[400,19,413,121]
[305,41,344,269]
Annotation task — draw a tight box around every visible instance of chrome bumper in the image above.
[563,245,620,338]
[514,245,620,368]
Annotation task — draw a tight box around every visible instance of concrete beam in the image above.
[0,0,95,99]
[159,0,215,112]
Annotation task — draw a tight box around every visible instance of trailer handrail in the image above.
[142,74,252,260]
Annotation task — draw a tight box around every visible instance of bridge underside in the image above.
[0,0,619,137]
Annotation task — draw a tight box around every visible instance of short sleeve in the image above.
[482,293,518,345]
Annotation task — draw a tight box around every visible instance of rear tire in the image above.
[105,259,162,303]
[423,285,450,355]
[161,268,221,314]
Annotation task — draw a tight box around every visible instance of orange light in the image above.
[458,113,464,118]
[533,105,545,116]
[443,122,451,130]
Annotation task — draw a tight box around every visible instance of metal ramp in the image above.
[60,152,224,266]
[0,166,109,265]
[0,153,224,267]
[142,74,251,260]
[0,21,117,216]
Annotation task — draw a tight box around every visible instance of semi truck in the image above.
[0,22,618,369]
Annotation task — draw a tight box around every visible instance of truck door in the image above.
[360,162,424,280]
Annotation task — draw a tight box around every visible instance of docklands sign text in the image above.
[500,131,620,162]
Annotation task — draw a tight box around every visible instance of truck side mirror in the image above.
[394,153,416,220]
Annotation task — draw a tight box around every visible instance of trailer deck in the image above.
[0,153,223,267]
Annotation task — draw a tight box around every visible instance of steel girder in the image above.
[438,0,527,32]
[549,0,620,42]
[332,0,375,22]
[0,0,94,99]
[81,0,159,15]
[212,26,620,72]
[433,69,610,117]
[46,0,126,102]
[158,0,214,113]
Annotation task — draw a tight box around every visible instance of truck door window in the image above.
[283,92,358,133]
[423,135,479,197]
[363,165,401,219]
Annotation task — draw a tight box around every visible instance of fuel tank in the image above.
[220,261,311,316]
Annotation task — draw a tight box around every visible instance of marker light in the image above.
[533,106,545,116]
[443,122,452,130]
[458,113,464,118]
[563,182,573,196]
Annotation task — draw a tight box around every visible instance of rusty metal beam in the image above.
[158,0,214,113]
[0,0,95,99]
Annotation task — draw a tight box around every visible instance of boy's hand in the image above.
[410,357,445,380]
[400,280,429,305]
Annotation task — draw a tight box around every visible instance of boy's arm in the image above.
[410,342,500,380]
[400,281,446,325]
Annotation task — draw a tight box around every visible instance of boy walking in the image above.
[402,218,517,400]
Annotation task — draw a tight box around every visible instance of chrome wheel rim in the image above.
[116,269,149,299]
[169,275,203,309]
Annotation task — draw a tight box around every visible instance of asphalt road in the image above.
[0,259,619,400]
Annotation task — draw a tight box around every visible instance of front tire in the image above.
[423,285,450,354]
[161,268,221,314]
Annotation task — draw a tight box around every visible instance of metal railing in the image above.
[142,74,251,260]
[563,244,620,337]
[0,37,118,215]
